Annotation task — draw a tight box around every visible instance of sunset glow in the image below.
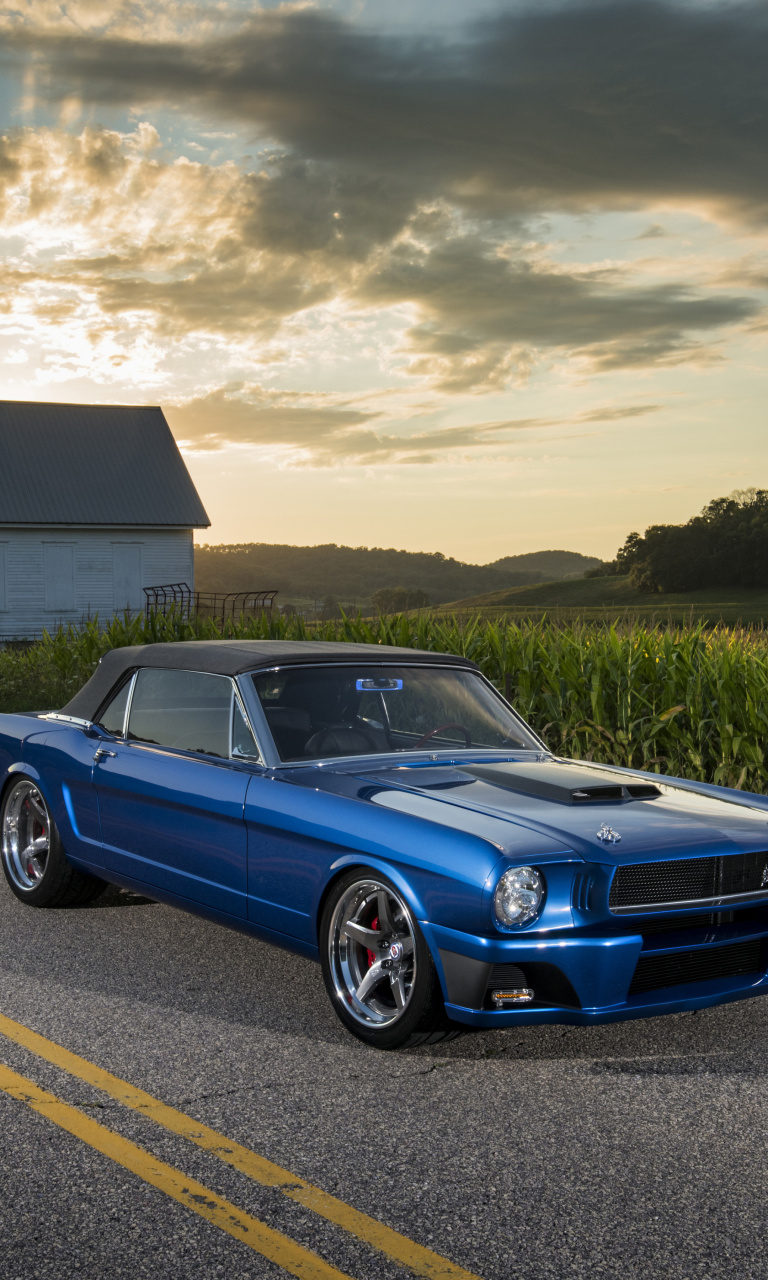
[1,1,766,559]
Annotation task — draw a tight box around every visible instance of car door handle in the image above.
[93,748,117,762]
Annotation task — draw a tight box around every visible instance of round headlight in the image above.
[493,866,544,929]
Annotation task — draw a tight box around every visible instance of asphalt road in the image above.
[1,882,768,1280]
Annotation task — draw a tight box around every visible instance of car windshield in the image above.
[251,664,539,762]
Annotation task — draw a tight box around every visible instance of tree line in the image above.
[194,542,599,607]
[590,489,768,592]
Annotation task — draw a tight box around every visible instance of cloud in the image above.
[636,224,668,240]
[165,386,663,465]
[578,404,659,423]
[6,1,768,223]
[0,121,761,392]
[715,257,768,290]
[166,386,382,454]
[0,0,233,41]
[358,234,759,388]
[0,126,350,344]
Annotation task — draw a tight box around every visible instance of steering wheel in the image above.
[414,723,472,749]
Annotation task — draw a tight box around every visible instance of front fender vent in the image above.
[572,872,595,912]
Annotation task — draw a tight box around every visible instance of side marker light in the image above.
[491,988,534,1006]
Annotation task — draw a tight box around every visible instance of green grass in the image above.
[1,610,767,793]
[432,575,768,626]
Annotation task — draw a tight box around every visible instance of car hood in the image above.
[343,757,768,865]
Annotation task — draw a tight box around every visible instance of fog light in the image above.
[491,988,535,1006]
[493,865,545,929]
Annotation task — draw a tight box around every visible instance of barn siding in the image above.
[0,527,193,639]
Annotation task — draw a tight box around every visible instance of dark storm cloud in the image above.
[239,161,413,260]
[359,236,758,387]
[0,124,759,382]
[3,4,766,387]
[7,1,768,220]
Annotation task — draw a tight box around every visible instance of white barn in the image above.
[0,401,210,640]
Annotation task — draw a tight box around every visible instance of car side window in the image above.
[127,669,233,759]
[95,676,133,737]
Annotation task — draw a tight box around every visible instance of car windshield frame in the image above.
[239,661,545,767]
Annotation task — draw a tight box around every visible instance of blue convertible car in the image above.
[2,639,768,1049]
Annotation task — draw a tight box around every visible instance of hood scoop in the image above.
[572,783,660,803]
[463,762,661,806]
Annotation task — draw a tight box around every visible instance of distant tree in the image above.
[599,490,768,593]
[371,586,431,614]
[584,533,645,578]
[628,560,658,593]
[585,560,619,578]
[615,532,644,574]
[320,594,341,620]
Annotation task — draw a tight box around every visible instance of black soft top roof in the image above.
[62,640,477,721]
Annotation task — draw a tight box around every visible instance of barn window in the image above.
[44,543,75,612]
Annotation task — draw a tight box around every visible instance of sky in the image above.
[0,0,766,563]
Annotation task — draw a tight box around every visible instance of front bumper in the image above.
[425,920,768,1028]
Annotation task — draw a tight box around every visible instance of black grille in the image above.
[629,939,764,995]
[639,911,729,936]
[610,852,768,910]
[614,912,720,936]
[487,964,528,989]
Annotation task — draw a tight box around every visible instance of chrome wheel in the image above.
[327,878,417,1028]
[2,780,51,892]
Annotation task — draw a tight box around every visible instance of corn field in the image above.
[1,611,767,792]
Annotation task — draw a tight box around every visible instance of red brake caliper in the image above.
[366,915,379,968]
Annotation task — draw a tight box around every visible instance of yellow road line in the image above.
[0,1011,481,1280]
[0,1062,349,1280]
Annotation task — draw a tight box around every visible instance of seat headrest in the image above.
[264,706,312,731]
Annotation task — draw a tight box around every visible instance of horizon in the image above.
[1,1,766,561]
[193,538,599,563]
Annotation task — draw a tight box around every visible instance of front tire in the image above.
[1,777,106,908]
[319,870,460,1050]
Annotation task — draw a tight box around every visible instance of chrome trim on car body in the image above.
[611,889,768,915]
[121,671,138,738]
[41,712,93,728]
[235,674,280,767]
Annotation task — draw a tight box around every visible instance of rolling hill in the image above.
[431,575,768,625]
[194,542,601,606]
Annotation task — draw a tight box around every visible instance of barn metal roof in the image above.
[0,401,210,527]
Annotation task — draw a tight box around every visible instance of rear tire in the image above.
[319,869,461,1050]
[1,777,107,908]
